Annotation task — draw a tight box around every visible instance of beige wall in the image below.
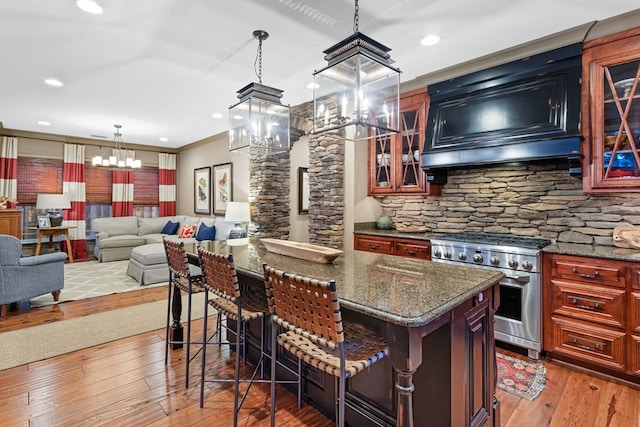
[176,133,249,218]
[289,136,310,242]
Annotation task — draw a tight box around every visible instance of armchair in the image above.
[0,235,68,314]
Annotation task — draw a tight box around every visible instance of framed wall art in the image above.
[194,166,211,214]
[213,162,233,215]
[37,215,51,228]
[298,167,309,214]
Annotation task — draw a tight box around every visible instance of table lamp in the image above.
[225,201,251,239]
[36,193,71,226]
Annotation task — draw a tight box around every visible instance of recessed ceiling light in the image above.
[211,113,223,119]
[159,137,168,142]
[44,78,63,87]
[38,121,51,126]
[76,0,103,14]
[420,34,440,46]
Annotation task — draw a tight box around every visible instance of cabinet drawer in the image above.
[630,335,640,376]
[354,236,393,255]
[395,242,430,260]
[549,316,626,372]
[552,256,625,288]
[631,291,640,333]
[550,279,626,328]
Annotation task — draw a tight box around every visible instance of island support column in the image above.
[387,313,450,427]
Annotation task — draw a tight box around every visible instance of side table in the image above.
[31,226,77,263]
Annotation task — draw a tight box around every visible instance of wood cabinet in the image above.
[0,209,22,239]
[451,285,498,427]
[368,88,439,196]
[582,27,640,193]
[354,234,431,260]
[543,252,640,382]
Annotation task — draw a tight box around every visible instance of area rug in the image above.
[0,293,206,371]
[497,352,546,400]
[29,260,166,307]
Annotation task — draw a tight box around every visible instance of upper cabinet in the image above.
[368,89,439,195]
[583,27,640,193]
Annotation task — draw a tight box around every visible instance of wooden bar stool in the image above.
[197,247,270,426]
[163,237,206,388]
[263,263,389,427]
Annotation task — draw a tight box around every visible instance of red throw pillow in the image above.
[178,224,197,238]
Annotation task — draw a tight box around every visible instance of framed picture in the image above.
[194,166,211,214]
[298,167,309,214]
[213,162,233,215]
[37,215,51,228]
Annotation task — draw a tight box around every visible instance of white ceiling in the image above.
[1,0,639,149]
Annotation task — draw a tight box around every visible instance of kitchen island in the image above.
[178,239,504,426]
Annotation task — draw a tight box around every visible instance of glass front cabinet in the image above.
[583,27,640,192]
[368,88,439,196]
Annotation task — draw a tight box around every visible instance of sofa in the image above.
[0,235,68,312]
[92,215,233,262]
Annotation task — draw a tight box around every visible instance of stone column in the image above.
[308,131,345,248]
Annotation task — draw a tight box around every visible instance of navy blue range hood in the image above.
[422,43,583,184]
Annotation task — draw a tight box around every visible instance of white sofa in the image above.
[92,215,232,262]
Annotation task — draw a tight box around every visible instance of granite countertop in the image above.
[193,239,504,328]
[353,222,438,241]
[543,242,640,262]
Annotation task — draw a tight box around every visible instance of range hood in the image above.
[422,43,583,184]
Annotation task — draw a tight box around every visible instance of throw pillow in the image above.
[196,223,216,241]
[161,220,180,235]
[178,224,197,238]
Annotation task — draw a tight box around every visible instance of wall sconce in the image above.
[312,0,400,141]
[229,30,290,153]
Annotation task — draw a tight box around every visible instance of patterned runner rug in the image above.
[30,260,166,306]
[497,352,546,400]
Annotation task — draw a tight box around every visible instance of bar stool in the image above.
[163,237,206,388]
[263,264,389,427]
[197,246,270,426]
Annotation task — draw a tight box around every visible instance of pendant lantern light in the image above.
[229,30,290,152]
[312,0,401,141]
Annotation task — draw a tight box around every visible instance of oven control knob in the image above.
[473,254,483,263]
[490,256,500,266]
[444,250,452,259]
[433,248,442,258]
[508,259,518,269]
[522,260,533,271]
[458,252,467,261]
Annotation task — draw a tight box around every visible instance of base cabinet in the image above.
[354,234,431,260]
[0,209,21,239]
[543,253,640,382]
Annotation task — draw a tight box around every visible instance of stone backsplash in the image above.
[380,162,640,246]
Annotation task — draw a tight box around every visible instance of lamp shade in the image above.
[36,194,71,210]
[224,201,251,223]
[312,32,400,141]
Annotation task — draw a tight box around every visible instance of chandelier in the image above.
[229,30,290,152]
[92,124,141,169]
[312,0,401,141]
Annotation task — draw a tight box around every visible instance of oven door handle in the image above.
[502,274,531,285]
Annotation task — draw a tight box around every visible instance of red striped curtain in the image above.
[0,137,18,208]
[159,153,176,216]
[112,161,134,217]
[63,144,88,259]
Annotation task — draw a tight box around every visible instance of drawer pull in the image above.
[367,244,380,250]
[572,268,600,279]
[404,249,418,255]
[569,335,604,353]
[570,297,602,312]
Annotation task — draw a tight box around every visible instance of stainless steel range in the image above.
[430,232,552,359]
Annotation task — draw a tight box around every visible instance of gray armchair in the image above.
[0,235,68,309]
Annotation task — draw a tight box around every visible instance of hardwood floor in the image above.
[1,288,640,426]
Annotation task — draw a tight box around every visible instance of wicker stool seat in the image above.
[198,247,271,427]
[163,237,206,388]
[263,264,389,427]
